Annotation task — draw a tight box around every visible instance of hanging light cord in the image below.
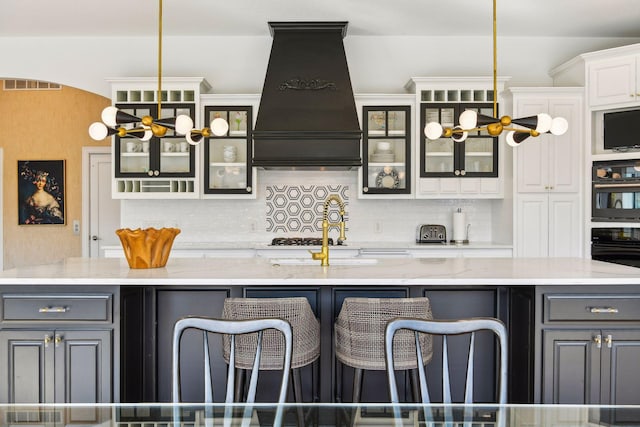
[157,0,163,115]
[492,0,497,118]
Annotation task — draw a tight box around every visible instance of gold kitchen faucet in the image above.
[309,194,346,266]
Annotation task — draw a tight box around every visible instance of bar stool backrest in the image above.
[335,297,434,371]
[171,316,292,407]
[222,297,320,370]
[385,317,507,408]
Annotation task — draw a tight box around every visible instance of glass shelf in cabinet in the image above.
[161,152,190,157]
[464,152,493,157]
[425,152,454,157]
[209,162,246,167]
[368,162,405,167]
[228,131,248,137]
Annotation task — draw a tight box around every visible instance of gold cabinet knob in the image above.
[593,334,602,348]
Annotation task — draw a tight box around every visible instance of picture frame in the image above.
[18,160,65,225]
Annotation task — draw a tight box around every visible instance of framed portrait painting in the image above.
[18,160,65,225]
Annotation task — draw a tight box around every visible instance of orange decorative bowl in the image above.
[115,227,181,269]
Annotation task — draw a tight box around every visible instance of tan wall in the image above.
[0,82,110,269]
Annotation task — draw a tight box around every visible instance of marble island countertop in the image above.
[0,256,638,287]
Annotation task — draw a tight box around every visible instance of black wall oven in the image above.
[592,227,640,268]
[592,159,640,221]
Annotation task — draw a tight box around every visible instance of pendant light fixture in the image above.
[88,0,227,144]
[423,0,568,147]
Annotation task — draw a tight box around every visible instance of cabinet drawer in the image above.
[2,294,112,321]
[545,294,640,322]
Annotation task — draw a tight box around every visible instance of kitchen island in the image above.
[0,257,639,409]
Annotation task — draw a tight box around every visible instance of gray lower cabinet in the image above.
[543,329,640,405]
[542,329,599,404]
[538,286,640,424]
[0,329,111,404]
[0,287,117,406]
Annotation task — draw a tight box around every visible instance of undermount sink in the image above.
[269,258,378,266]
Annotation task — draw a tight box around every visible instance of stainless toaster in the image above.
[416,224,447,244]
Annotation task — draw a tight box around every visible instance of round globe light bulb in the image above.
[424,122,443,140]
[101,106,119,127]
[210,117,229,136]
[185,132,202,145]
[140,126,153,141]
[174,115,194,135]
[459,110,478,130]
[451,126,468,142]
[535,113,553,134]
[506,131,519,147]
[550,117,569,135]
[89,122,109,140]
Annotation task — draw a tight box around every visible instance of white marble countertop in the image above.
[0,257,638,287]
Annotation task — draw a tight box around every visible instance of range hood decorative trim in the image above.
[253,21,362,170]
[279,78,336,91]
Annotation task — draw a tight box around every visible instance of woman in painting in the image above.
[23,171,63,224]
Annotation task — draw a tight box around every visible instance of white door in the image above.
[89,152,120,257]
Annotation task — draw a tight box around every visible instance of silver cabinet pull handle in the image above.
[39,306,68,313]
[589,307,619,314]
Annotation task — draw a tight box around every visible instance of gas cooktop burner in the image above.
[271,237,334,246]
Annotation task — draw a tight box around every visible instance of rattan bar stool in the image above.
[222,297,321,405]
[334,297,433,403]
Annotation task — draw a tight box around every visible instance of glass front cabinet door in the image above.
[420,103,498,178]
[362,106,411,195]
[203,106,253,194]
[115,103,196,178]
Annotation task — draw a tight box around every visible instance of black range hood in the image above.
[253,22,362,170]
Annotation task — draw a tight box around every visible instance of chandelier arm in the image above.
[503,127,536,135]
[444,126,485,133]
[503,127,534,135]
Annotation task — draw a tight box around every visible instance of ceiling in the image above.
[2,0,640,38]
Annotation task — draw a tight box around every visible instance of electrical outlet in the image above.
[72,220,80,235]
[374,222,382,233]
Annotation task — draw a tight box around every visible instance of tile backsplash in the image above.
[121,170,498,244]
[265,185,349,233]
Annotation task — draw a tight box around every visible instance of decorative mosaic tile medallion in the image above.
[266,185,349,233]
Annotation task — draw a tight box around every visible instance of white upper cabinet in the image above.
[551,43,640,110]
[511,88,583,194]
[355,94,415,199]
[200,94,260,199]
[106,77,209,199]
[407,77,509,199]
[588,55,640,108]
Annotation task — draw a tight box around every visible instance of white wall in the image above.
[2,35,640,96]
